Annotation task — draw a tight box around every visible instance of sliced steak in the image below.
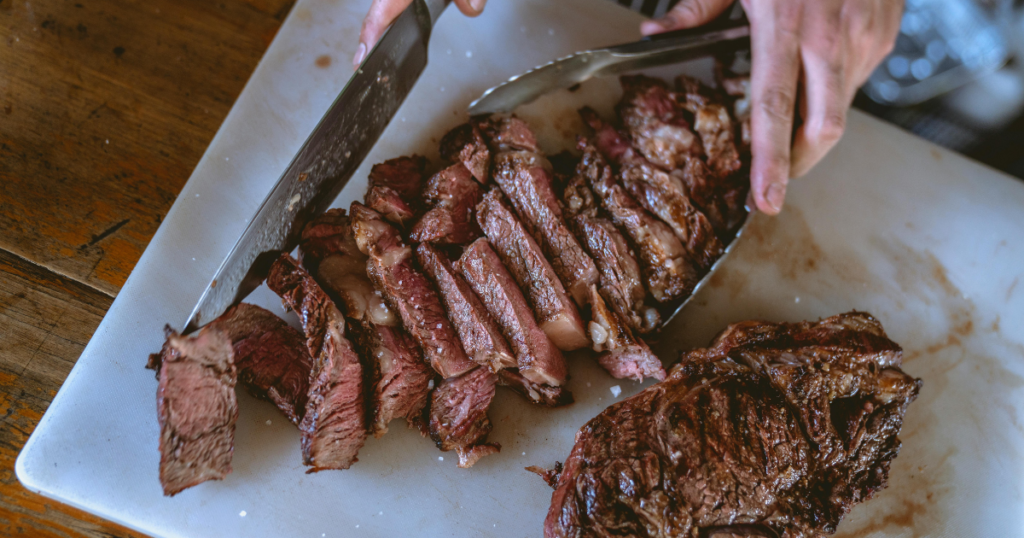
[210,303,312,425]
[477,115,540,152]
[543,312,922,538]
[440,122,491,183]
[429,366,500,468]
[350,202,476,379]
[576,135,698,304]
[416,243,516,372]
[457,239,568,387]
[619,162,723,272]
[267,254,366,472]
[714,72,752,150]
[348,320,432,437]
[497,368,574,407]
[367,155,428,203]
[148,326,237,496]
[409,163,483,245]
[367,185,416,227]
[586,286,665,382]
[616,75,700,170]
[694,103,743,179]
[476,189,589,351]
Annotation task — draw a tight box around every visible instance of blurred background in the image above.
[623,0,1024,178]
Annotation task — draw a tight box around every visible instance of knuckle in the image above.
[758,87,796,123]
[678,1,707,23]
[814,113,846,144]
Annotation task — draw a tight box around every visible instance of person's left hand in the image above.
[354,0,487,69]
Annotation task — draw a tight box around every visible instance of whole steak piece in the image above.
[543,312,922,538]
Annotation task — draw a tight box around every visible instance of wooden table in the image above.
[0,1,296,535]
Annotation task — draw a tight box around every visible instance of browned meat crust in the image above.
[428,366,500,468]
[409,163,483,245]
[440,122,491,183]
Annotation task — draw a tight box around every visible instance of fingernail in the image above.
[764,183,786,213]
[352,43,367,69]
[745,189,758,213]
[640,19,668,35]
[468,0,485,13]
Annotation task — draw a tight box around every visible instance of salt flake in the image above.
[610,385,622,397]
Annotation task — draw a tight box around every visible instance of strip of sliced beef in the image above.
[484,117,599,305]
[439,122,491,183]
[366,185,416,227]
[409,163,482,245]
[476,189,590,351]
[457,238,567,387]
[210,303,312,425]
[429,366,500,468]
[416,243,516,372]
[497,368,574,407]
[477,115,540,152]
[616,75,700,170]
[619,162,723,272]
[574,132,698,304]
[714,71,751,150]
[350,202,476,379]
[542,312,922,538]
[348,320,432,437]
[147,326,237,496]
[267,254,366,472]
[674,75,742,179]
[586,286,665,382]
[367,155,428,202]
[300,210,432,436]
[560,172,659,334]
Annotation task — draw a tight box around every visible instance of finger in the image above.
[640,0,734,35]
[453,0,486,17]
[747,0,803,215]
[355,0,414,69]
[790,4,848,178]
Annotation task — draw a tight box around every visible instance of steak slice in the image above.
[147,326,237,496]
[348,320,432,437]
[350,202,476,379]
[497,368,574,407]
[429,366,500,468]
[367,185,416,227]
[477,115,540,152]
[586,286,665,382]
[486,118,599,305]
[267,254,366,472]
[409,163,483,245]
[416,243,516,372]
[616,75,700,170]
[575,135,698,304]
[440,122,491,183]
[367,155,428,203]
[561,173,659,334]
[694,103,743,179]
[457,239,568,387]
[619,162,723,272]
[210,303,312,425]
[543,312,922,538]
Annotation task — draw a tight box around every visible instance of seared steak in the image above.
[440,122,491,183]
[616,75,700,170]
[497,368,574,408]
[416,243,516,372]
[409,163,483,245]
[210,303,312,425]
[477,115,540,153]
[367,185,416,227]
[674,75,742,179]
[456,239,568,387]
[350,202,476,379]
[147,326,237,496]
[586,286,665,382]
[367,155,428,203]
[542,312,922,538]
[476,189,589,351]
[429,366,500,468]
[267,254,366,472]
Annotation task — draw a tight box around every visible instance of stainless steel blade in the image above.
[184,0,449,332]
[468,22,749,115]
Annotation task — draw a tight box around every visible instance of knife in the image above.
[468,12,749,115]
[184,0,449,333]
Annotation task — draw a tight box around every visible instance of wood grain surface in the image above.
[0,0,296,535]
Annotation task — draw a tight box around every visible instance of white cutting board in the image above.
[16,0,1024,536]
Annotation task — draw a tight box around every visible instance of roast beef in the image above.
[147,326,237,496]
[456,239,568,387]
[616,75,700,170]
[586,286,665,382]
[476,189,589,351]
[266,254,366,472]
[428,366,500,468]
[409,163,483,245]
[542,312,922,538]
[439,122,491,183]
[416,242,516,372]
[210,303,312,425]
[350,202,476,379]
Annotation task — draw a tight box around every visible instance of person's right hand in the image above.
[354,0,487,69]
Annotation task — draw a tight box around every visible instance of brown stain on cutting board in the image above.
[315,54,331,68]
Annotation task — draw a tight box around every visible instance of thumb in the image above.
[640,0,734,35]
[454,0,486,17]
[355,0,414,69]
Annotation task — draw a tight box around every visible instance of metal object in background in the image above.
[865,0,1008,106]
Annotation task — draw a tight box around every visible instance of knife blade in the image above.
[468,15,749,116]
[184,0,449,332]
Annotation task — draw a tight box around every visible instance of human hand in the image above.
[354,0,487,69]
[642,0,902,215]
